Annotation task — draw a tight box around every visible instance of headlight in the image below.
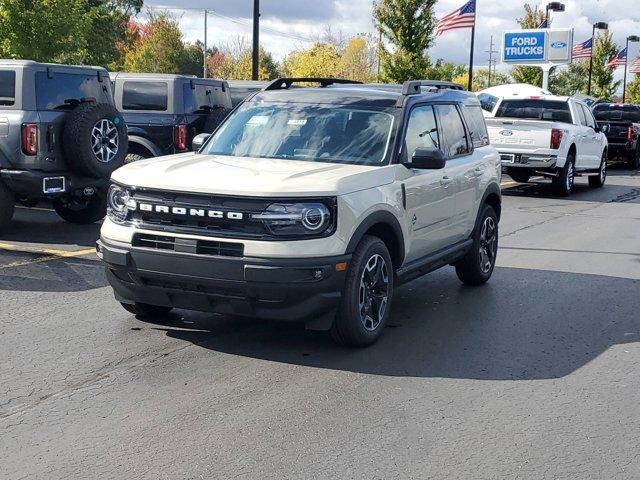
[107,184,136,223]
[252,202,333,237]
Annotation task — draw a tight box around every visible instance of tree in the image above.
[510,3,546,87]
[337,36,378,82]
[453,68,510,91]
[428,60,467,82]
[626,75,640,104]
[373,0,437,82]
[550,61,589,96]
[283,43,341,78]
[591,31,620,100]
[208,37,279,80]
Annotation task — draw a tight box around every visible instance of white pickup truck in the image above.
[484,94,609,195]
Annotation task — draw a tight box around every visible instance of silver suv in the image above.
[97,78,502,347]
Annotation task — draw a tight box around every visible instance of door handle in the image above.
[440,176,454,187]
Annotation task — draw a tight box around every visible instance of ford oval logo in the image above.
[499,130,513,137]
[551,41,567,49]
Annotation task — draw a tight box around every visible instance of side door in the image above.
[581,104,603,167]
[572,100,592,168]
[401,104,458,263]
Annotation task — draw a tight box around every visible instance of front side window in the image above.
[403,105,439,162]
[35,71,106,110]
[0,70,16,106]
[436,104,470,157]
[204,102,395,166]
[122,81,168,111]
[496,99,572,124]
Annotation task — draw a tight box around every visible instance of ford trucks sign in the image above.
[502,28,572,64]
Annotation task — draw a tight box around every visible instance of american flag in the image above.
[606,47,628,68]
[630,55,640,74]
[572,38,593,59]
[435,0,476,37]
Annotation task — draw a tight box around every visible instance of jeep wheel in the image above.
[63,102,128,178]
[0,181,15,233]
[455,204,498,286]
[52,194,106,224]
[589,152,607,188]
[330,236,393,347]
[552,155,575,196]
[506,169,531,183]
[121,302,173,318]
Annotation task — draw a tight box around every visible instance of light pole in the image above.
[545,2,565,28]
[623,35,640,103]
[588,22,609,95]
[252,0,260,80]
[203,10,208,79]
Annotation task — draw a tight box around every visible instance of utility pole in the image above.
[252,0,260,80]
[203,10,208,78]
[485,35,498,88]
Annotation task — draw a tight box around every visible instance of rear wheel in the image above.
[589,152,607,188]
[330,236,393,347]
[52,193,106,224]
[552,155,575,196]
[121,302,173,317]
[455,204,499,286]
[0,181,15,233]
[506,169,531,183]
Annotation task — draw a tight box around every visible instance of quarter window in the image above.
[462,105,489,148]
[435,104,470,157]
[576,103,587,125]
[0,70,16,106]
[403,105,439,162]
[122,81,168,111]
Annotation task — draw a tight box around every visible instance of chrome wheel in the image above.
[91,119,119,163]
[479,216,497,274]
[358,254,389,331]
[600,158,607,183]
[566,162,575,192]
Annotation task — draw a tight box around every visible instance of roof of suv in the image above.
[0,59,106,72]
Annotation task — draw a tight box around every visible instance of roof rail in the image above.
[401,80,465,95]
[263,77,363,91]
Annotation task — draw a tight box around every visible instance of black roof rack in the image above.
[401,80,465,95]
[263,77,363,91]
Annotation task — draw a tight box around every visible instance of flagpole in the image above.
[467,4,476,91]
[623,39,630,103]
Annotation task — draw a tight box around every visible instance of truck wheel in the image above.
[0,181,15,233]
[52,194,106,224]
[455,204,498,286]
[506,169,531,183]
[330,235,394,347]
[589,153,607,188]
[552,155,575,196]
[63,102,128,178]
[121,302,173,318]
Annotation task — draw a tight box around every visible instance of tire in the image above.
[589,152,607,188]
[52,193,106,224]
[202,107,230,133]
[506,169,531,183]
[627,146,640,170]
[121,302,173,317]
[0,180,15,233]
[330,235,394,347]
[63,102,128,178]
[552,154,575,196]
[125,152,149,164]
[455,204,499,286]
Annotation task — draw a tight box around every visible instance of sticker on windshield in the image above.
[287,119,307,126]
[247,115,269,125]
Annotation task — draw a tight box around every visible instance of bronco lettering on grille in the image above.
[138,203,244,220]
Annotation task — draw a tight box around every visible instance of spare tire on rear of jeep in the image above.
[63,102,128,179]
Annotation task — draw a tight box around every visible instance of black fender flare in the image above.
[475,182,502,228]
[128,135,163,158]
[345,210,405,265]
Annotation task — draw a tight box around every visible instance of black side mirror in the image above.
[406,148,446,169]
[192,133,211,152]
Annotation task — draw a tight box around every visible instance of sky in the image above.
[145,0,640,78]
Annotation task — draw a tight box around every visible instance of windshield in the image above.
[204,102,395,166]
[593,104,640,122]
[496,99,572,123]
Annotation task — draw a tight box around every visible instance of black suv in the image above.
[109,73,232,163]
[0,60,128,231]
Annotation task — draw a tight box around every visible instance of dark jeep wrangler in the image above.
[0,60,128,231]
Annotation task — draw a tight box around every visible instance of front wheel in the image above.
[52,193,106,224]
[588,152,607,188]
[330,235,394,348]
[552,156,575,196]
[455,204,499,286]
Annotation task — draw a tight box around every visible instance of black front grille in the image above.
[133,233,244,258]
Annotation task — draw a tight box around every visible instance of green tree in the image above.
[283,43,341,78]
[337,36,378,83]
[510,3,546,87]
[550,61,589,96]
[428,60,467,81]
[626,75,640,104]
[208,38,279,80]
[591,31,620,100]
[453,68,510,91]
[373,0,437,82]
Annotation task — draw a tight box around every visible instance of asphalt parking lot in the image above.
[1,169,639,480]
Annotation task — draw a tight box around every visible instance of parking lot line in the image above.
[0,243,96,270]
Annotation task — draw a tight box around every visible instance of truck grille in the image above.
[133,233,244,258]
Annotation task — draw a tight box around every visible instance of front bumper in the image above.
[0,169,108,199]
[97,238,350,322]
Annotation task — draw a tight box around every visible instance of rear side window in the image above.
[0,70,16,106]
[462,105,489,147]
[435,104,470,157]
[478,93,498,112]
[496,99,572,123]
[35,71,107,110]
[122,81,168,111]
[403,105,439,162]
[581,104,596,128]
[576,104,587,125]
[593,104,640,122]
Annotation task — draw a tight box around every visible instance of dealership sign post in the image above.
[502,28,573,90]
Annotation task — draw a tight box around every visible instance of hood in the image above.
[111,153,396,196]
